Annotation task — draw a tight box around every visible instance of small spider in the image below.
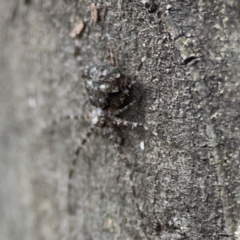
[55,45,144,217]
[83,64,142,128]
[64,63,143,215]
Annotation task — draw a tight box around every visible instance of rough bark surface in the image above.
[0,0,240,239]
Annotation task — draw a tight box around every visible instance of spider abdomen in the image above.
[85,64,131,109]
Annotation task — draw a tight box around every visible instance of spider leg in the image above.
[108,114,142,128]
[50,112,96,215]
[116,145,140,206]
[51,113,82,125]
[108,42,118,67]
[112,100,136,116]
[108,100,143,128]
[116,145,149,239]
[68,126,95,215]
[116,145,132,168]
[51,111,96,127]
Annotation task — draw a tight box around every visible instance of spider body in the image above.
[84,64,139,127]
[85,64,131,109]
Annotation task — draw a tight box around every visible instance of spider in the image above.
[83,63,142,128]
[63,60,144,215]
[52,47,149,237]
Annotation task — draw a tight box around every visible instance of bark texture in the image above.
[0,0,240,239]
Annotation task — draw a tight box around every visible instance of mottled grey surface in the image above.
[0,0,240,239]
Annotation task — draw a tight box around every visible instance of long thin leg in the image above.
[52,113,82,125]
[108,42,118,67]
[116,145,150,239]
[112,100,136,116]
[109,100,143,128]
[68,129,93,215]
[108,114,142,128]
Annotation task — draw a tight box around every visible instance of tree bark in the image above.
[0,0,240,239]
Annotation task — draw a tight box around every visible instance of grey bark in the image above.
[0,0,240,239]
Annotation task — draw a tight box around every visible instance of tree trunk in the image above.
[0,0,239,239]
